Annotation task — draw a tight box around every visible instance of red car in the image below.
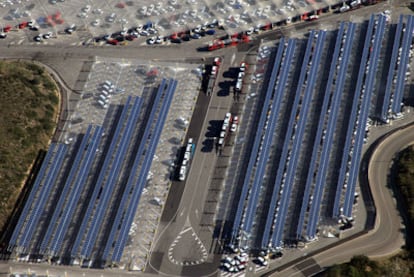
[4,25,12,32]
[18,22,28,29]
[107,39,118,45]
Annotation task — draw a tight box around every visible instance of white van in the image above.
[99,95,108,103]
[339,5,350,13]
[102,84,113,93]
[98,100,108,108]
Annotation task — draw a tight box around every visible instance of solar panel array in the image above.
[272,31,326,248]
[306,22,356,240]
[229,14,414,251]
[333,14,386,219]
[261,32,316,249]
[380,15,414,121]
[19,144,68,250]
[8,79,178,265]
[230,37,286,243]
[70,96,135,259]
[80,98,143,259]
[295,22,347,240]
[260,39,299,249]
[391,16,414,114]
[380,15,404,122]
[39,125,103,255]
[111,79,177,262]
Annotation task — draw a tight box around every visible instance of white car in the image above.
[0,33,6,39]
[235,254,248,263]
[155,36,163,44]
[246,27,254,35]
[107,13,116,22]
[77,12,88,18]
[92,8,103,15]
[140,30,149,36]
[82,5,91,12]
[148,28,157,34]
[257,256,268,266]
[43,32,52,39]
[91,19,100,26]
[147,37,155,44]
[230,123,237,132]
[139,6,147,15]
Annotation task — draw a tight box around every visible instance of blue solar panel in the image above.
[20,143,68,249]
[48,126,104,255]
[111,79,177,262]
[8,143,57,249]
[392,15,413,114]
[81,97,142,259]
[332,14,376,219]
[70,96,133,257]
[306,23,358,238]
[295,22,346,239]
[230,38,287,243]
[261,33,316,249]
[39,125,93,253]
[271,31,326,248]
[243,40,293,235]
[381,15,404,122]
[342,15,386,217]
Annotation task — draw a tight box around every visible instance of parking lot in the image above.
[4,56,202,270]
[0,0,338,45]
[64,58,202,270]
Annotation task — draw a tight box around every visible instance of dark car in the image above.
[125,34,137,41]
[181,35,190,41]
[171,38,182,44]
[206,29,216,35]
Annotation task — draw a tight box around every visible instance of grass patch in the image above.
[0,60,59,231]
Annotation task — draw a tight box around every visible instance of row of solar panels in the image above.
[230,13,413,251]
[41,124,104,255]
[231,36,288,243]
[261,38,298,249]
[8,79,177,265]
[232,29,328,249]
[108,79,177,263]
[8,142,68,251]
[381,15,414,122]
[334,15,387,220]
[295,21,349,241]
[269,31,327,249]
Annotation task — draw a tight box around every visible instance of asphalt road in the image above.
[146,50,244,277]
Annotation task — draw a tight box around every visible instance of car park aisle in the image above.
[147,51,241,275]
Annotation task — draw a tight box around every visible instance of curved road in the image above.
[273,123,414,276]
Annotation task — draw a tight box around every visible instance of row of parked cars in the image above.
[221,252,248,273]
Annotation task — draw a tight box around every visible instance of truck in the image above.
[207,35,250,51]
[178,138,196,181]
[235,62,247,94]
[206,57,221,96]
[218,113,232,147]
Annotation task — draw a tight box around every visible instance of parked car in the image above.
[44,32,53,39]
